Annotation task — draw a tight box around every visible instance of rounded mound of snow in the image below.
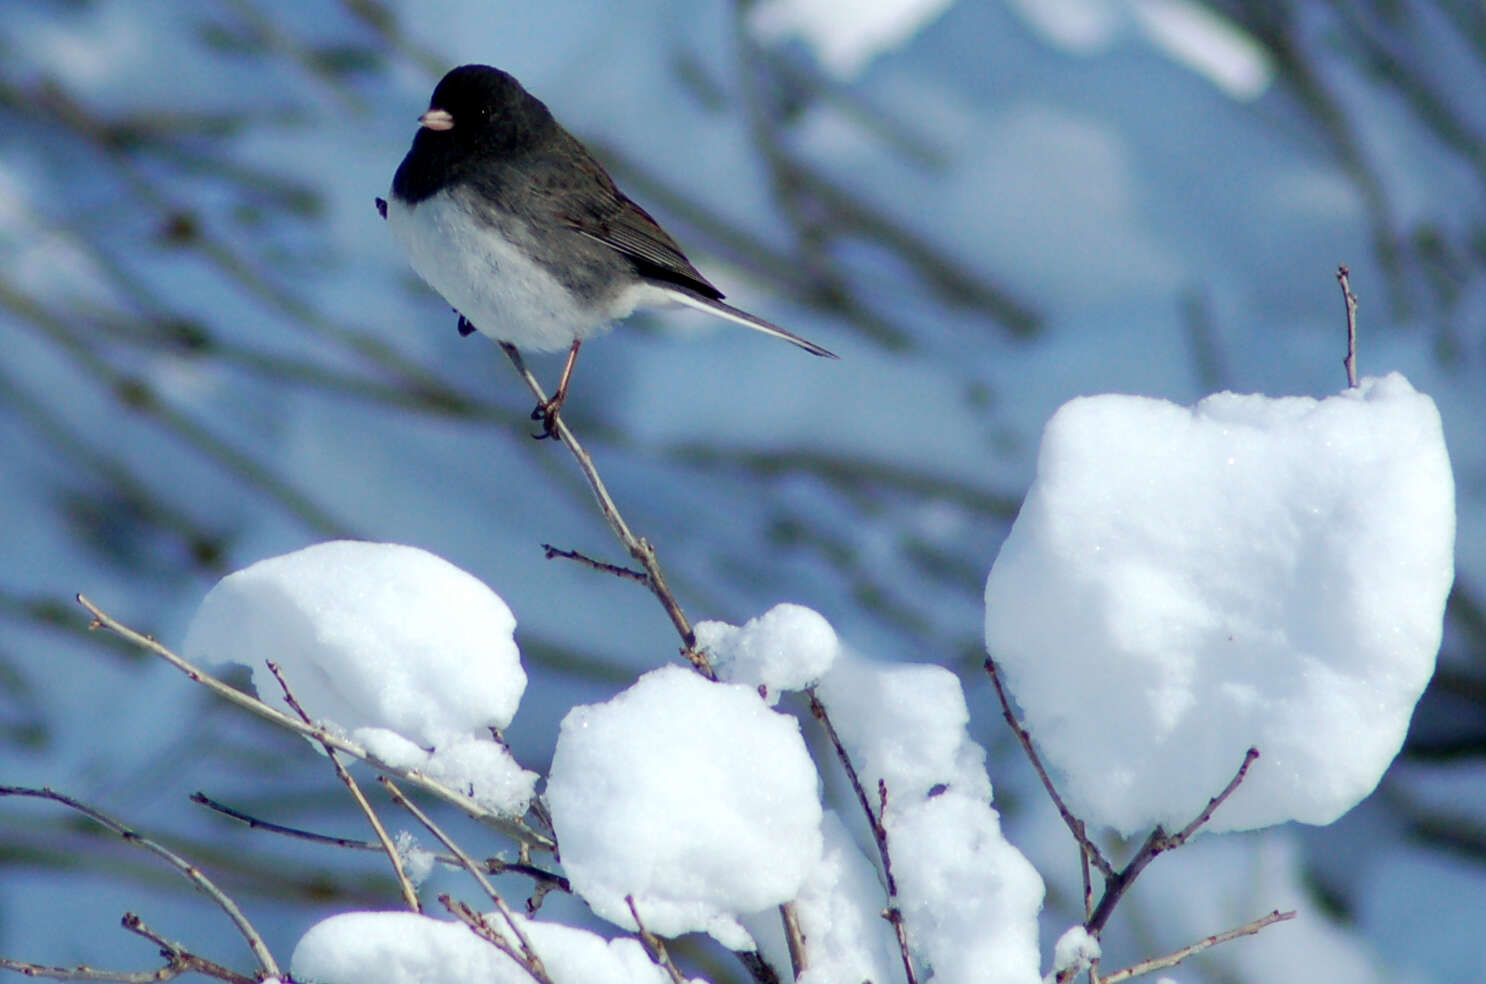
[291,909,678,984]
[696,602,840,702]
[985,375,1454,834]
[546,666,823,948]
[184,540,526,742]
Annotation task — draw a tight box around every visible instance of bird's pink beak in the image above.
[418,108,454,131]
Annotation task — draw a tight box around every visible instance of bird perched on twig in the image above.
[378,64,836,437]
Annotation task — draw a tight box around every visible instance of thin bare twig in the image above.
[805,692,893,892]
[121,915,255,984]
[191,792,571,898]
[380,778,549,982]
[779,901,808,980]
[541,544,649,584]
[1161,747,1261,850]
[483,857,571,897]
[984,656,1268,940]
[984,657,1115,879]
[497,342,713,679]
[192,791,386,850]
[1085,748,1261,935]
[441,896,553,984]
[805,689,918,984]
[1081,841,1094,923]
[1337,265,1358,388]
[75,593,553,851]
[265,659,421,912]
[625,896,688,984]
[1099,909,1296,983]
[0,787,278,978]
[0,913,255,984]
[0,954,186,983]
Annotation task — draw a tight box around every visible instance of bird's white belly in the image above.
[386,189,611,352]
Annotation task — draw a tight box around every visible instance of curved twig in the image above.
[75,594,554,852]
[497,343,713,679]
[266,659,421,912]
[0,787,278,978]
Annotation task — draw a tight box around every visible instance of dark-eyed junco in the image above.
[378,64,836,435]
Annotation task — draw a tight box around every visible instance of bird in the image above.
[378,64,837,437]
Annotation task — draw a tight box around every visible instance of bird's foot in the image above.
[530,398,564,440]
[374,197,387,220]
[456,314,476,337]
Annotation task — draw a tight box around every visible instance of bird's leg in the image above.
[532,338,583,439]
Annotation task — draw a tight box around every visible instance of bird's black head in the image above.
[392,65,555,204]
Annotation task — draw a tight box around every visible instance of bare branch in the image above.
[805,689,918,984]
[985,658,1265,938]
[541,544,649,584]
[381,778,549,982]
[265,658,420,912]
[192,791,570,905]
[0,912,254,984]
[121,915,256,984]
[192,791,389,850]
[1099,909,1296,983]
[75,593,553,852]
[984,657,1115,879]
[0,956,183,984]
[497,342,713,679]
[625,896,688,984]
[1160,747,1260,851]
[1085,748,1261,935]
[0,787,278,978]
[1337,265,1358,388]
[440,895,553,984]
[778,901,808,980]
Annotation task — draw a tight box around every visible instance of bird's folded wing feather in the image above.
[546,147,725,300]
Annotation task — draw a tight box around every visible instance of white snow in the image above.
[742,811,902,984]
[985,374,1455,834]
[696,603,841,703]
[816,655,1044,984]
[392,831,435,886]
[8,2,1484,980]
[544,665,824,949]
[1048,925,1101,981]
[182,541,537,815]
[290,909,685,984]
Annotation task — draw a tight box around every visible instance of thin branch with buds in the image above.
[74,593,553,852]
[1337,265,1359,388]
[441,896,553,984]
[380,778,551,983]
[0,787,278,979]
[984,657,1114,881]
[625,896,688,984]
[498,342,713,679]
[985,654,1280,971]
[190,792,571,898]
[541,544,650,583]
[265,658,421,912]
[0,913,256,984]
[805,689,919,984]
[1084,747,1260,935]
[778,901,808,980]
[1099,908,1295,983]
